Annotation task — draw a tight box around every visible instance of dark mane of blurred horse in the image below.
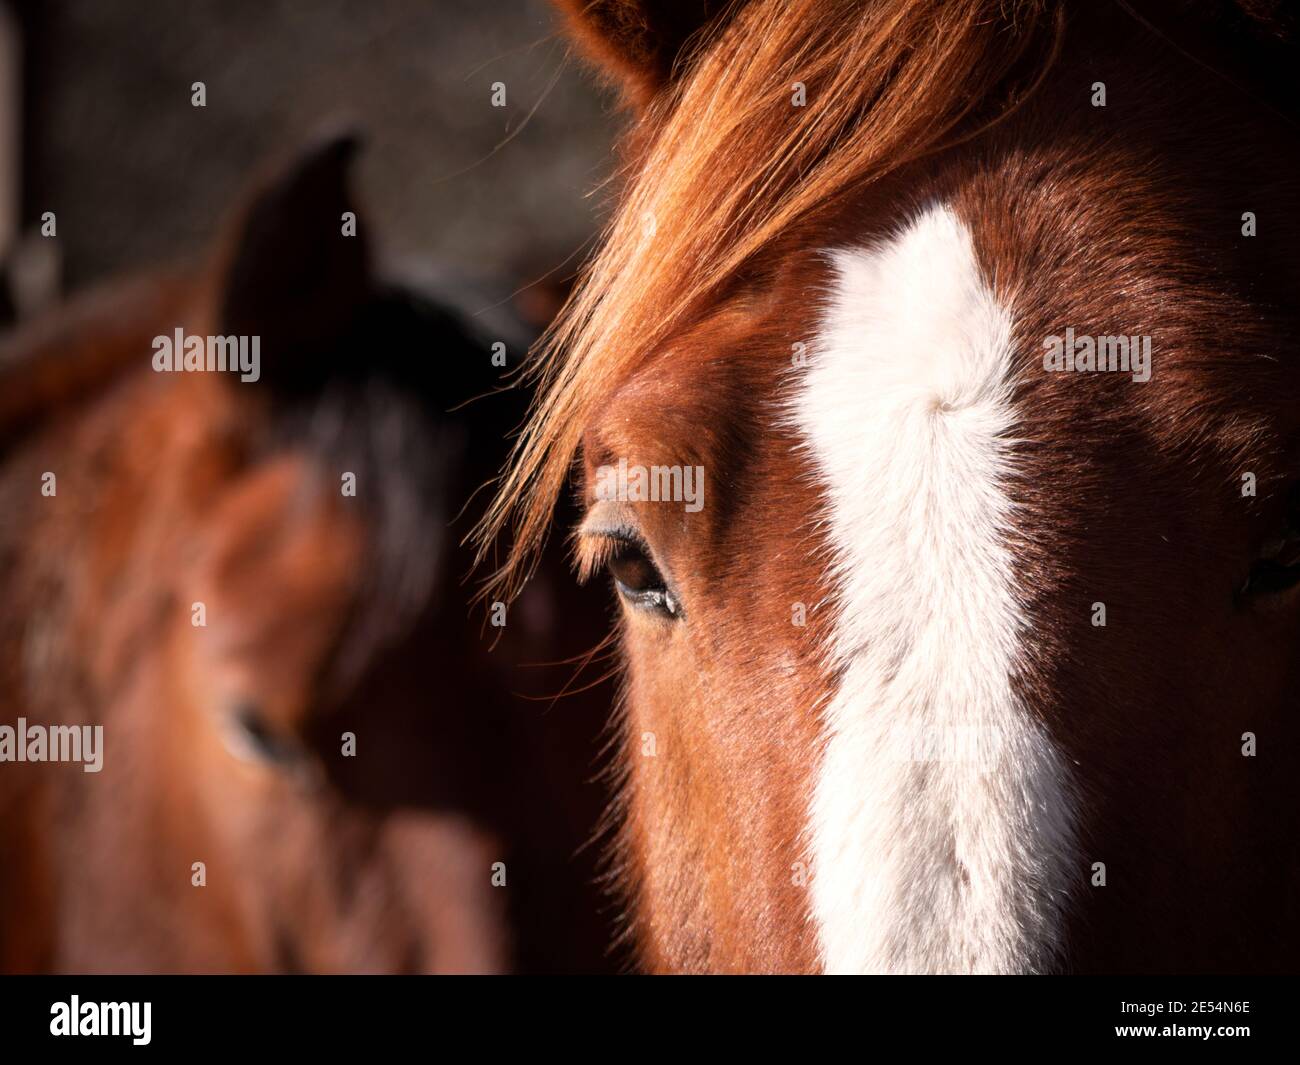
[0,136,615,973]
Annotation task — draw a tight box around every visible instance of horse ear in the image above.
[215,131,372,378]
[553,0,738,107]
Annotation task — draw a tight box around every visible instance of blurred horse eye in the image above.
[224,702,307,770]
[607,540,680,619]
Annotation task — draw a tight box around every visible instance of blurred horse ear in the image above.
[553,0,740,107]
[215,131,372,379]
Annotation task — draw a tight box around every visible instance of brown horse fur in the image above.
[0,136,618,973]
[481,0,1300,971]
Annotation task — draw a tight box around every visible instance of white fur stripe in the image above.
[791,205,1076,974]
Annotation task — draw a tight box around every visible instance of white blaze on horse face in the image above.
[791,204,1077,974]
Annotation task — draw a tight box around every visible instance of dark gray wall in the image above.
[22,0,618,296]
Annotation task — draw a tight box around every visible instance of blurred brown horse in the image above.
[0,136,616,973]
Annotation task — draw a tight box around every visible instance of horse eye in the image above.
[224,702,306,769]
[1241,489,1300,598]
[607,540,680,619]
[1241,538,1300,597]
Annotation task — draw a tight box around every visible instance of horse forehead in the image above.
[817,205,1012,407]
[794,203,1022,540]
[796,200,1025,665]
[790,202,1079,974]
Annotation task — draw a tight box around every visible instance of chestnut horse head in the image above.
[0,136,613,973]
[484,0,1300,972]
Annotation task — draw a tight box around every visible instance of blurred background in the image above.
[2,0,617,319]
[0,0,629,974]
